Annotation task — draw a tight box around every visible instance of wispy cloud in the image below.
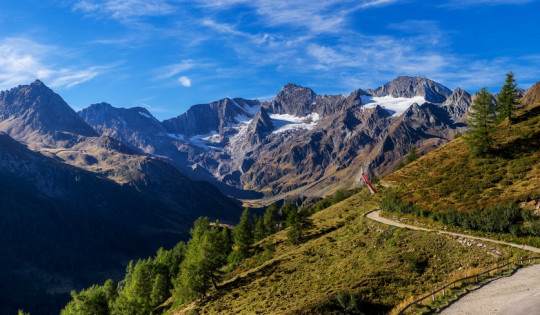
[442,0,536,8]
[0,38,111,90]
[73,0,176,21]
[156,60,196,79]
[358,0,400,8]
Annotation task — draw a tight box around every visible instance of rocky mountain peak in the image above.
[521,81,540,107]
[79,102,167,155]
[371,76,452,103]
[265,83,317,116]
[246,107,274,146]
[0,80,98,146]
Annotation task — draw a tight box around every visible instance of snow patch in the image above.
[243,104,261,116]
[167,133,185,141]
[189,131,221,151]
[138,111,152,118]
[361,95,426,117]
[118,116,127,125]
[270,113,320,134]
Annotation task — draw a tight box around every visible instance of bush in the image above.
[382,193,540,237]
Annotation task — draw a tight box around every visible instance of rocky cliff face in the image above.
[0,80,97,148]
[0,81,240,219]
[80,76,471,198]
[0,81,245,313]
[370,76,452,103]
[162,98,260,137]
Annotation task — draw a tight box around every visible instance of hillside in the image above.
[0,132,190,314]
[383,82,540,213]
[0,81,242,314]
[168,191,521,314]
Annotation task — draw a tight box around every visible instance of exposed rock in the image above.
[370,76,452,103]
[0,80,97,148]
[262,83,317,116]
[442,88,472,122]
[79,76,470,198]
[162,98,260,137]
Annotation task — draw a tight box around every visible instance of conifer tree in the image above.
[233,208,253,258]
[150,274,169,306]
[466,87,496,156]
[281,202,297,225]
[253,215,266,242]
[174,217,230,301]
[497,71,519,122]
[286,208,301,245]
[263,203,278,234]
[405,146,418,164]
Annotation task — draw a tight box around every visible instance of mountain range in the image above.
[0,81,240,314]
[0,75,480,313]
[80,76,472,199]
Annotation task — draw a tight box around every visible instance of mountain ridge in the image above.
[79,76,471,199]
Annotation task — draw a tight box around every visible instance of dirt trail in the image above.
[365,210,540,315]
[365,210,540,253]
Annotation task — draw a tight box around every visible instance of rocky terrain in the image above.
[0,81,241,314]
[80,76,472,198]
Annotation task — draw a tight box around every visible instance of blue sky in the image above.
[1,0,539,120]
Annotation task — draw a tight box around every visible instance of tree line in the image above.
[60,189,355,314]
[466,72,520,156]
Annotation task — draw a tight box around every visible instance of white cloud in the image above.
[358,0,400,8]
[0,38,110,90]
[73,0,176,21]
[179,76,192,87]
[442,0,536,7]
[156,60,196,79]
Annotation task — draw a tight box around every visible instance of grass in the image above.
[168,190,521,314]
[383,102,539,214]
[379,209,540,248]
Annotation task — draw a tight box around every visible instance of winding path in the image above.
[365,210,540,315]
[365,210,540,253]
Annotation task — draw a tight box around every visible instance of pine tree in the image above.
[253,215,266,242]
[405,146,418,164]
[61,285,111,315]
[286,209,301,245]
[497,71,519,122]
[281,202,297,225]
[174,217,230,301]
[233,208,253,258]
[466,87,496,156]
[150,274,169,306]
[263,203,278,234]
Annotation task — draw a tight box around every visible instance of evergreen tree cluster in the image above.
[61,242,187,315]
[61,189,356,314]
[466,72,520,156]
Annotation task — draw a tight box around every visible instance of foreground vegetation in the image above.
[58,188,524,315]
[384,97,539,213]
[59,76,539,314]
[171,190,521,314]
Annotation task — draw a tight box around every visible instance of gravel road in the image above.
[440,263,540,315]
[364,210,540,315]
[365,210,540,253]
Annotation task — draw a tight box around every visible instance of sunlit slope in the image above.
[170,192,519,314]
[383,87,540,213]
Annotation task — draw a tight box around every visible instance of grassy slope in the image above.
[170,191,522,314]
[168,88,539,314]
[383,101,540,213]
